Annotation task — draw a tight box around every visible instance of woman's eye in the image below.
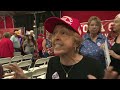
[62,32,65,34]
[53,32,56,35]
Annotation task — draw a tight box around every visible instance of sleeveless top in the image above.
[110,37,120,74]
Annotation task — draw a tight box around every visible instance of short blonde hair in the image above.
[87,16,102,34]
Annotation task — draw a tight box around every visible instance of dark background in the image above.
[13,11,60,30]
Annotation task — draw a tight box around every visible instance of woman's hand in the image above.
[103,66,119,79]
[3,63,27,79]
[109,50,118,59]
[88,66,120,79]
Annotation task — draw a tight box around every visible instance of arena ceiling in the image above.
[0,11,46,16]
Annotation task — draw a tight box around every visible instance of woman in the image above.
[22,35,37,55]
[42,31,53,57]
[44,16,104,79]
[80,16,110,69]
[4,16,104,79]
[22,35,38,62]
[84,13,120,79]
[109,13,120,74]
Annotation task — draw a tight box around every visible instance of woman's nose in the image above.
[54,33,61,40]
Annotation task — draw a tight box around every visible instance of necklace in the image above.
[60,63,74,78]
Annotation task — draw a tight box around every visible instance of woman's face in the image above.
[88,20,100,35]
[113,17,120,33]
[52,25,75,55]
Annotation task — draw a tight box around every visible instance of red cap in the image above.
[44,16,82,35]
[38,34,44,37]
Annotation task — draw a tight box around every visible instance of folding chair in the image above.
[23,54,33,61]
[0,57,11,65]
[2,71,15,79]
[32,67,47,79]
[2,63,12,74]
[45,57,51,64]
[11,55,23,63]
[37,74,46,79]
[2,75,14,79]
[17,60,32,73]
[14,52,21,56]
[29,58,48,72]
[24,71,33,79]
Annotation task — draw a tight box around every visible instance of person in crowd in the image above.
[3,16,105,79]
[107,30,117,47]
[88,66,120,79]
[109,13,120,74]
[107,23,117,47]
[19,34,26,55]
[42,31,53,57]
[22,35,37,55]
[30,30,36,40]
[80,16,110,69]
[10,29,21,52]
[84,13,120,79]
[22,35,38,62]
[37,34,44,58]
[0,32,14,58]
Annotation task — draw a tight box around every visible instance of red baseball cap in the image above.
[44,16,82,35]
[38,34,44,37]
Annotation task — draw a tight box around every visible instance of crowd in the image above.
[0,29,53,59]
[0,13,120,79]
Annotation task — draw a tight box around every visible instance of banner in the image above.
[0,16,14,29]
[0,28,14,35]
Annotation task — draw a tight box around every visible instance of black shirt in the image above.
[46,56,104,79]
[110,40,120,74]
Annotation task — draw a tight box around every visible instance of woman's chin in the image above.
[54,50,65,55]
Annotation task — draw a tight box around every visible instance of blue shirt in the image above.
[80,33,109,61]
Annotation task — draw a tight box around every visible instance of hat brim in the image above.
[44,17,74,33]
